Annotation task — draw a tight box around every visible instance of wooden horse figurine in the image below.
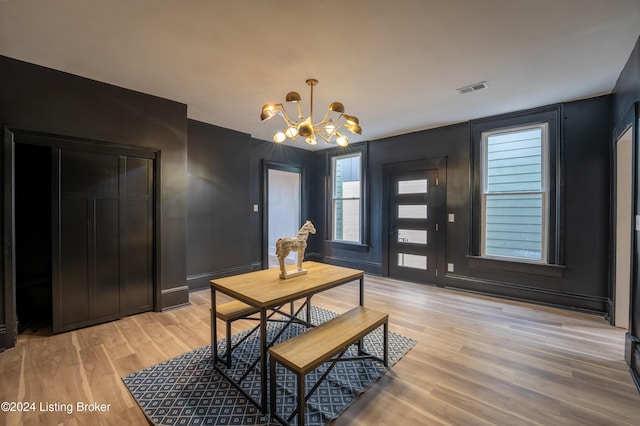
[276,220,316,279]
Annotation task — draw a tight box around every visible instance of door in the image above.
[121,156,154,315]
[54,149,121,332]
[264,164,302,269]
[53,148,154,333]
[389,170,438,284]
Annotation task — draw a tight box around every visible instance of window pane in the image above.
[398,179,427,194]
[397,229,427,244]
[334,199,360,242]
[332,153,361,242]
[486,128,541,193]
[479,120,551,264]
[485,193,543,260]
[397,253,427,270]
[398,205,427,219]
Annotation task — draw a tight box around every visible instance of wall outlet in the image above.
[636,215,640,231]
[447,263,454,272]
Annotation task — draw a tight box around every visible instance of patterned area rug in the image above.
[122,306,416,425]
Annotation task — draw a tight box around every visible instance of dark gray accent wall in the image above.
[187,120,254,289]
[311,124,469,275]
[612,35,640,392]
[614,36,640,139]
[186,119,313,290]
[0,55,188,350]
[315,95,612,314]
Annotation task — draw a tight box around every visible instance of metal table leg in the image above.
[260,308,268,414]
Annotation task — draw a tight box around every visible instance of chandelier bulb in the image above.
[285,126,298,139]
[273,131,286,143]
[325,119,336,134]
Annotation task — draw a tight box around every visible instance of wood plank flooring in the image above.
[1,275,639,425]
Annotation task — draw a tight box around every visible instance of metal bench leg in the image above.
[210,308,217,363]
[270,355,277,421]
[297,371,306,426]
[384,321,389,367]
[211,289,219,364]
[226,320,233,368]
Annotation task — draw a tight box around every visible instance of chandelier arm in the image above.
[296,102,303,121]
[314,129,331,144]
[279,106,295,127]
[308,82,314,123]
[320,107,333,125]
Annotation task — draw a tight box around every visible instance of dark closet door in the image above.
[52,149,153,333]
[121,156,153,315]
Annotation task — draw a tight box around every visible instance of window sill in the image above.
[467,256,565,277]
[325,240,370,252]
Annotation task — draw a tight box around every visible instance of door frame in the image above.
[627,102,640,391]
[381,157,447,286]
[262,161,305,269]
[2,128,17,349]
[613,125,633,329]
[2,127,160,348]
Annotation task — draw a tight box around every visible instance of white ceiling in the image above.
[1,0,639,151]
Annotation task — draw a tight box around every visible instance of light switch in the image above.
[447,263,454,272]
[448,213,455,222]
[253,204,259,213]
[636,215,640,231]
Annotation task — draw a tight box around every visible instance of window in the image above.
[332,153,362,242]
[481,123,548,262]
[471,106,562,274]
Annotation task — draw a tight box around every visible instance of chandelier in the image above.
[260,79,362,147]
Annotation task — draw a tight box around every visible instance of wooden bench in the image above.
[268,306,389,426]
[212,297,314,368]
[214,301,260,367]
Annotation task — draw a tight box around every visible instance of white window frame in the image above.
[480,123,549,263]
[331,152,362,243]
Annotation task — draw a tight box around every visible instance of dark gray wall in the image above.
[186,119,313,289]
[313,95,612,315]
[187,120,254,288]
[309,124,468,276]
[614,36,640,139]
[0,55,189,349]
[612,35,640,391]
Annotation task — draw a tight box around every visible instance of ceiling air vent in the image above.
[457,81,488,95]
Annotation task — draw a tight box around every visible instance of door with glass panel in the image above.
[389,170,438,283]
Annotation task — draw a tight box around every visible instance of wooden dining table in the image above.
[209,261,365,413]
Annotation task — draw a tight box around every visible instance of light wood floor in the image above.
[1,275,639,425]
